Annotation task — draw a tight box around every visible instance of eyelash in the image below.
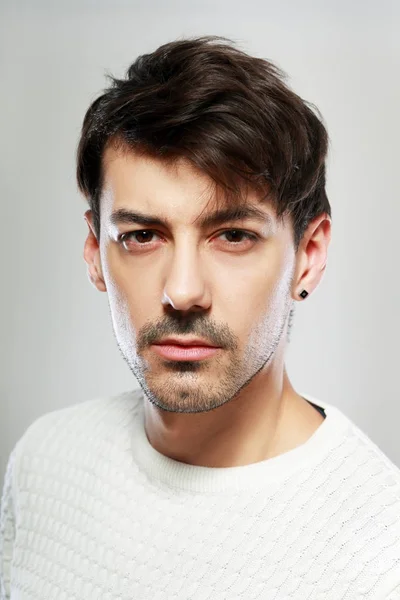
[118,229,258,249]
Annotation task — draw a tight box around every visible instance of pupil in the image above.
[137,231,151,243]
[229,230,241,241]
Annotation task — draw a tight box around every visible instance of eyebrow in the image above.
[110,205,273,229]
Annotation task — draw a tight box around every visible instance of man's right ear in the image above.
[83,210,107,292]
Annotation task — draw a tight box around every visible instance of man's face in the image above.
[89,145,296,413]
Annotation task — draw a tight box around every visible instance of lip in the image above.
[154,337,218,347]
[151,343,220,361]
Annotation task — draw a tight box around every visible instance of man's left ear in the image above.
[291,213,331,301]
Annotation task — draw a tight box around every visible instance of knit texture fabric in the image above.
[1,389,400,599]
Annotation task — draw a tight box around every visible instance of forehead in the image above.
[100,143,278,229]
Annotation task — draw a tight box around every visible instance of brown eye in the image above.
[120,230,160,247]
[118,229,258,252]
[218,230,258,245]
[130,231,155,243]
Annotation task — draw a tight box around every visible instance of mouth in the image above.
[151,343,220,361]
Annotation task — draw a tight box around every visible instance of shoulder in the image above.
[295,395,400,597]
[305,395,400,543]
[340,408,400,494]
[9,388,144,476]
[306,393,400,491]
[327,403,400,594]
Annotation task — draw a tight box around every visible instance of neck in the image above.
[143,358,324,468]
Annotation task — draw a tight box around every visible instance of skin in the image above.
[83,144,331,468]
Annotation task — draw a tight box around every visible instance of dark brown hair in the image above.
[76,35,330,250]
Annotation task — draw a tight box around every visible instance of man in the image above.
[1,36,399,599]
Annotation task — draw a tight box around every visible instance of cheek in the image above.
[101,247,155,334]
[216,269,277,343]
[217,257,278,310]
[102,241,293,337]
[220,256,293,341]
[103,245,153,300]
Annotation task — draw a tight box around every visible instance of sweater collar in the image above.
[129,390,351,494]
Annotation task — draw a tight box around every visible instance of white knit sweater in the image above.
[1,389,400,600]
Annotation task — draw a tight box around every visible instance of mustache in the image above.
[137,316,237,352]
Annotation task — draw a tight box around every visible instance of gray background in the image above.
[1,0,399,482]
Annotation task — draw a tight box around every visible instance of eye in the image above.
[119,230,161,247]
[217,229,258,245]
[118,229,258,250]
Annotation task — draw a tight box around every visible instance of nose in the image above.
[161,244,211,313]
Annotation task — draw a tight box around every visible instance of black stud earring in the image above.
[300,290,308,299]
